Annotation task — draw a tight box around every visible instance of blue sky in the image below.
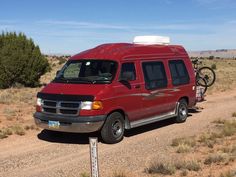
[0,0,236,54]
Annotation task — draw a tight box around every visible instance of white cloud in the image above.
[1,18,236,54]
[36,20,205,31]
[36,20,130,30]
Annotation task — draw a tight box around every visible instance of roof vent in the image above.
[133,36,170,45]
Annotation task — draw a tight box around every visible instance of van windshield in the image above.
[53,60,118,84]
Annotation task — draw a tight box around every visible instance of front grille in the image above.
[44,100,57,107]
[42,100,80,115]
[60,102,80,108]
[43,107,57,114]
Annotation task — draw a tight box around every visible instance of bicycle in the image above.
[192,59,216,94]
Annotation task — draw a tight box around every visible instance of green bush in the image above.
[0,32,50,88]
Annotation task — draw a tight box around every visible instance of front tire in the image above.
[101,112,125,144]
[176,99,188,123]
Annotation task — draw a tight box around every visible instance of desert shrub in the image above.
[112,171,129,177]
[0,32,50,88]
[57,56,67,65]
[175,160,201,171]
[171,137,196,147]
[176,144,191,153]
[204,153,228,165]
[232,112,236,117]
[79,172,89,177]
[220,170,236,177]
[221,120,236,137]
[10,125,26,136]
[211,63,217,70]
[145,161,176,175]
[209,55,214,60]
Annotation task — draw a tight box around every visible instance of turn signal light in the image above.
[92,101,103,110]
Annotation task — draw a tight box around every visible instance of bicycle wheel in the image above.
[196,77,207,94]
[197,67,216,87]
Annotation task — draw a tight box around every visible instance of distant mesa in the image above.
[188,49,236,59]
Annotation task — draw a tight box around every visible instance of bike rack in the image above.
[196,86,205,102]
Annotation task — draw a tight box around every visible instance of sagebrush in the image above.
[0,32,50,88]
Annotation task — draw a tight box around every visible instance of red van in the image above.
[34,36,196,144]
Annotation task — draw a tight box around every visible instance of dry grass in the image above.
[220,170,236,177]
[145,160,176,175]
[79,172,89,177]
[232,112,236,117]
[213,118,227,124]
[175,160,201,172]
[0,128,13,139]
[0,124,26,139]
[24,124,38,131]
[171,136,196,154]
[176,143,192,153]
[198,132,222,148]
[112,171,131,177]
[3,108,17,120]
[9,125,26,136]
[204,153,229,165]
[201,59,236,94]
[171,136,196,147]
[145,159,201,175]
[221,120,236,136]
[166,118,236,176]
[79,171,133,177]
[0,87,40,105]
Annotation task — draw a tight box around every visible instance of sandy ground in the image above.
[0,89,236,177]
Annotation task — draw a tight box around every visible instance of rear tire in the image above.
[176,99,188,123]
[198,66,216,87]
[196,77,208,94]
[101,112,125,144]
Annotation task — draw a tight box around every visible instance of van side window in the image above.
[169,60,190,86]
[142,62,167,90]
[120,63,136,81]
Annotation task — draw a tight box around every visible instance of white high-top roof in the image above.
[133,36,170,45]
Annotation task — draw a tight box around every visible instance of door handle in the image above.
[134,85,141,89]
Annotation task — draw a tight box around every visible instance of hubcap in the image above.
[112,120,122,138]
[179,105,187,118]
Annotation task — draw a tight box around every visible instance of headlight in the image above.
[37,98,42,106]
[80,101,93,110]
[81,101,103,110]
[36,98,42,112]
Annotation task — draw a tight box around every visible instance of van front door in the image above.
[114,62,143,121]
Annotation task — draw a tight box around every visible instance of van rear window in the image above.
[142,61,167,90]
[169,60,190,86]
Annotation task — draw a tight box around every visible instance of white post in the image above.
[89,137,99,177]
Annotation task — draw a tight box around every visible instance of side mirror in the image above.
[56,70,60,76]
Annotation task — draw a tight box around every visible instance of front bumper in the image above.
[34,112,106,133]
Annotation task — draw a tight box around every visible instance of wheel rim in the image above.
[112,120,123,138]
[179,104,187,119]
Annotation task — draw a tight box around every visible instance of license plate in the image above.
[48,121,60,129]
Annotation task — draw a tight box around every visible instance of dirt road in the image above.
[0,90,236,177]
